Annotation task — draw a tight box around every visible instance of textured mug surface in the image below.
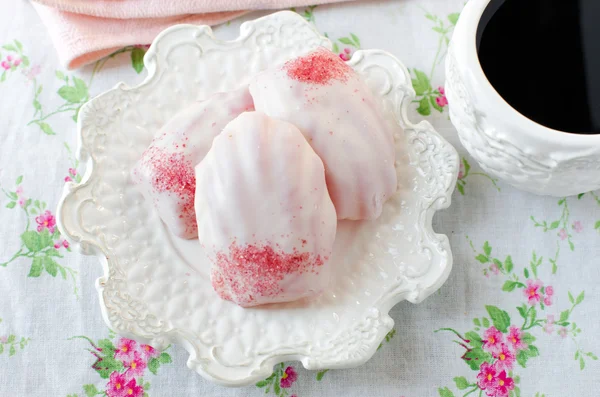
[446,0,600,196]
[56,11,459,386]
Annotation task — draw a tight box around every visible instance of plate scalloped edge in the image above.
[57,11,459,386]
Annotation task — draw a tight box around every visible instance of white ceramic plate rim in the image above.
[57,11,459,386]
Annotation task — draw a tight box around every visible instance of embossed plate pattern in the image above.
[57,11,459,386]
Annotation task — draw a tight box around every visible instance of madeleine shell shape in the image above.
[131,87,254,239]
[249,48,398,220]
[195,111,337,307]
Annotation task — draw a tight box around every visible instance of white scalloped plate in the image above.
[57,11,459,386]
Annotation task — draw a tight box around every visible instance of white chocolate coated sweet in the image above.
[249,48,398,220]
[195,111,337,307]
[131,87,254,239]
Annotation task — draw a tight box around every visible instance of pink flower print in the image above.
[1,55,15,70]
[54,242,61,249]
[65,176,73,182]
[572,221,583,233]
[558,228,568,240]
[482,326,504,354]
[123,351,146,377]
[35,210,56,233]
[544,315,555,334]
[493,343,516,371]
[558,327,568,338]
[69,168,77,176]
[280,366,298,388]
[436,95,448,107]
[62,240,69,249]
[436,86,448,107]
[121,378,143,397]
[545,286,554,297]
[493,370,515,397]
[18,197,26,207]
[26,64,41,81]
[0,335,7,343]
[140,343,159,359]
[458,162,465,179]
[543,296,553,306]
[339,53,350,61]
[489,263,500,275]
[476,362,497,391]
[524,279,543,306]
[13,58,21,67]
[507,326,527,351]
[15,186,23,196]
[114,338,137,361]
[107,372,128,397]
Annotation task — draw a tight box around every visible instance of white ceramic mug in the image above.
[445,0,600,197]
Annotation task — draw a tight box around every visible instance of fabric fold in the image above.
[29,0,351,69]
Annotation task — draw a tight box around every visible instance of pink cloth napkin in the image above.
[31,0,351,69]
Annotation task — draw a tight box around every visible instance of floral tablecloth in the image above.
[1,1,599,396]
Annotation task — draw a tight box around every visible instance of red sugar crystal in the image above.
[212,241,324,306]
[141,144,197,234]
[284,48,352,85]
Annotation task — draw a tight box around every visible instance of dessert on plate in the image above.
[131,87,254,239]
[249,48,398,220]
[195,111,337,307]
[132,48,399,307]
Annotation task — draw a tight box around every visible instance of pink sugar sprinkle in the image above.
[284,48,352,85]
[141,145,197,234]
[212,241,324,306]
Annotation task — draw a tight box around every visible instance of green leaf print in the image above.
[505,256,514,273]
[485,305,510,333]
[131,47,145,74]
[21,230,41,251]
[453,376,469,390]
[27,257,43,277]
[148,357,160,375]
[411,69,431,96]
[44,256,58,277]
[82,384,99,397]
[98,338,116,354]
[416,97,431,116]
[316,369,329,381]
[159,352,172,364]
[58,78,88,103]
[464,347,492,370]
[483,241,492,256]
[502,281,518,292]
[464,331,482,348]
[448,13,460,25]
[438,387,456,397]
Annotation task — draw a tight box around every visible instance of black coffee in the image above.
[477,0,600,134]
